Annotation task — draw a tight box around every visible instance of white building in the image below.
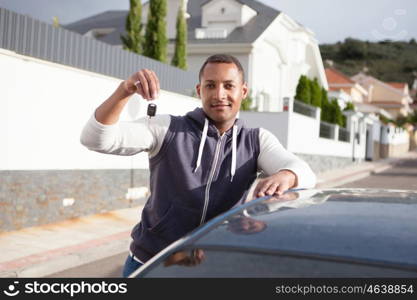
[65,0,328,112]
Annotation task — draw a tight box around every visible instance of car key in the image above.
[135,80,158,118]
[147,103,157,118]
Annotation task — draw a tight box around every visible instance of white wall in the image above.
[239,111,289,147]
[381,125,409,145]
[250,40,282,112]
[240,108,367,159]
[0,49,200,171]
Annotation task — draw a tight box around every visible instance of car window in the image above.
[139,248,417,278]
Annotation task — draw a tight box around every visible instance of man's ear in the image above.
[242,82,249,99]
[196,84,201,98]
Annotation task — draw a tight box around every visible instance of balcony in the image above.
[195,28,228,39]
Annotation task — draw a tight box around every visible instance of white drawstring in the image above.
[194,119,237,182]
[230,124,238,182]
[194,118,209,173]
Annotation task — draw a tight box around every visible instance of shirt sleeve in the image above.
[80,113,170,157]
[257,128,317,188]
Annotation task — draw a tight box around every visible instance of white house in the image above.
[65,0,328,112]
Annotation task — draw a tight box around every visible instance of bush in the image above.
[295,75,344,127]
[310,78,322,107]
[338,38,367,60]
[344,102,355,111]
[320,88,330,122]
[331,99,344,127]
[379,114,394,125]
[322,98,344,127]
[295,75,311,104]
[241,93,255,111]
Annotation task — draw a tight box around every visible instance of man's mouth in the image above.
[211,103,231,108]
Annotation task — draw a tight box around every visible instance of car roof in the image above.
[130,188,417,277]
[191,189,417,269]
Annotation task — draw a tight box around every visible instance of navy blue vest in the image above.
[130,108,260,262]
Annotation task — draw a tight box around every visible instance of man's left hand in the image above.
[253,170,297,198]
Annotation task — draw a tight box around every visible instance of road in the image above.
[48,155,417,278]
[47,252,127,278]
[340,156,417,190]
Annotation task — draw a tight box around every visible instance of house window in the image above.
[221,7,226,14]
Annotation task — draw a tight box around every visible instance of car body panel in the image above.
[130,189,417,278]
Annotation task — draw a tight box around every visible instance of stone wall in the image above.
[296,153,362,175]
[0,169,149,232]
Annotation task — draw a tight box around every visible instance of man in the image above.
[80,54,316,277]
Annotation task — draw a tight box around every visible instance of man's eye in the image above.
[206,84,215,88]
[225,84,234,89]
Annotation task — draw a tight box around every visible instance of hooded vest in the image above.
[130,108,260,262]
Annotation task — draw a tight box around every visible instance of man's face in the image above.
[196,63,248,129]
[227,217,267,235]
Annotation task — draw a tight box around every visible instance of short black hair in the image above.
[198,54,245,83]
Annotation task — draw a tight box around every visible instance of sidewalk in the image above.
[1,150,416,278]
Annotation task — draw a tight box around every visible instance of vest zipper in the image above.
[199,134,225,225]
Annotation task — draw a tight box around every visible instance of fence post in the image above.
[283,97,293,112]
[315,106,321,121]
[334,124,339,141]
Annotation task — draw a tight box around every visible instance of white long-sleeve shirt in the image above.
[80,114,316,188]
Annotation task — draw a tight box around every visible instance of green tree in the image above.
[310,78,322,107]
[379,114,393,125]
[339,38,367,60]
[171,0,188,70]
[241,93,254,111]
[344,102,355,111]
[143,0,168,62]
[320,87,330,122]
[330,99,344,127]
[121,0,143,54]
[295,75,311,104]
[410,109,417,124]
[395,115,409,127]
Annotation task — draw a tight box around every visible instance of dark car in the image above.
[129,188,417,278]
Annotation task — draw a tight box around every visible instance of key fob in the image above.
[147,103,157,117]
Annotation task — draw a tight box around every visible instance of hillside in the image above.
[319,38,417,88]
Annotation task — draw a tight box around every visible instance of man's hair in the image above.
[198,54,245,83]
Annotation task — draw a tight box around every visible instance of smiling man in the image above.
[80,54,316,277]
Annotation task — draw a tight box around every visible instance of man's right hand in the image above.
[123,69,160,101]
[94,69,160,125]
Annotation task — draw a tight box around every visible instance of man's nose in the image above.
[214,86,227,100]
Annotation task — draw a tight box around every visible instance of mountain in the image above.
[320,38,417,88]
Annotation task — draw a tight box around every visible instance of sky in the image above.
[0,0,416,44]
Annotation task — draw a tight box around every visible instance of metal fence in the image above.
[293,99,317,118]
[0,8,197,96]
[319,121,334,139]
[338,127,350,142]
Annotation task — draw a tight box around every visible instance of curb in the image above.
[0,205,144,278]
[316,162,395,188]
[0,231,131,278]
